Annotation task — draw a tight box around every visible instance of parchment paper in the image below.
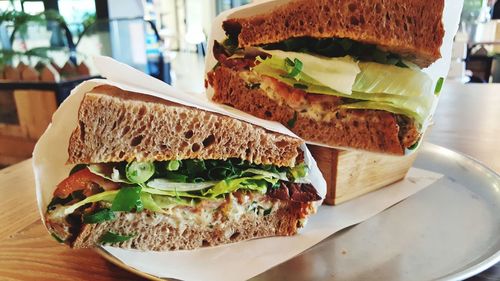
[204,0,464,154]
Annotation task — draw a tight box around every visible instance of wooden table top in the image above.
[0,82,498,281]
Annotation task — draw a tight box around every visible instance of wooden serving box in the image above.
[308,145,418,205]
[0,65,97,166]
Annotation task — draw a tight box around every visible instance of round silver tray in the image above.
[98,142,500,281]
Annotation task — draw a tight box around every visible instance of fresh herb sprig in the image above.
[153,158,291,183]
[262,37,408,67]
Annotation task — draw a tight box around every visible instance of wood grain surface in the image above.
[0,82,498,281]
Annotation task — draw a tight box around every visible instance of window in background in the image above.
[0,0,22,12]
[216,0,251,15]
[22,1,44,14]
[0,0,44,14]
[58,0,96,36]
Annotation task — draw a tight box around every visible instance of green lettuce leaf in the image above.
[203,175,278,198]
[63,190,118,215]
[257,49,360,95]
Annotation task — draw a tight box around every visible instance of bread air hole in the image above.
[137,106,146,118]
[191,143,200,152]
[130,135,143,147]
[202,134,215,147]
[184,130,194,139]
[79,121,85,141]
[350,16,359,25]
[121,125,131,136]
[230,232,240,241]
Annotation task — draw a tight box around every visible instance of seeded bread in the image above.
[68,85,303,167]
[210,65,420,155]
[223,0,444,68]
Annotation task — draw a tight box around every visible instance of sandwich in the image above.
[44,85,321,251]
[206,0,446,155]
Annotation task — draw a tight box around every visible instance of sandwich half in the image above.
[206,0,445,155]
[45,85,321,251]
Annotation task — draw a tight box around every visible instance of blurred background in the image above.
[0,0,499,168]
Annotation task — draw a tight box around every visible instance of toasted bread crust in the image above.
[210,66,420,155]
[223,0,444,67]
[68,85,303,167]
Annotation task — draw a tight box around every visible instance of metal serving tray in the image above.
[99,142,500,281]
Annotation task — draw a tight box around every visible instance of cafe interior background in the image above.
[0,0,499,169]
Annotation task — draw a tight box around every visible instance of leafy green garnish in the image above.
[289,163,308,181]
[100,231,135,244]
[293,83,308,90]
[51,233,64,243]
[434,77,444,96]
[407,140,420,151]
[282,57,303,79]
[126,161,155,183]
[166,160,181,171]
[47,190,86,211]
[203,176,277,198]
[62,190,118,215]
[83,208,116,224]
[140,192,164,213]
[111,186,143,212]
[262,37,408,67]
[69,164,87,175]
[287,112,298,129]
[59,159,311,216]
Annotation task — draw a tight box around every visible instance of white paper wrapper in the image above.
[33,56,326,222]
[205,0,464,154]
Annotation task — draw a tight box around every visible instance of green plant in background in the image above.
[0,3,80,67]
[461,0,486,23]
[80,12,96,36]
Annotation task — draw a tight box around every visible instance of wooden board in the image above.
[0,160,145,281]
[13,90,57,140]
[0,135,37,166]
[308,145,418,205]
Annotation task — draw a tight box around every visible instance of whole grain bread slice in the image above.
[209,65,420,155]
[68,85,303,167]
[223,0,444,68]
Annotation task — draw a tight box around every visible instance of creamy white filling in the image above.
[240,71,340,123]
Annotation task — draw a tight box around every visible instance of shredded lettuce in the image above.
[203,175,277,198]
[63,190,118,215]
[88,164,130,183]
[146,179,218,191]
[59,159,310,217]
[241,168,287,181]
[140,192,165,213]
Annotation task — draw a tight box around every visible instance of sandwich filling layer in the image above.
[208,37,444,151]
[46,158,320,247]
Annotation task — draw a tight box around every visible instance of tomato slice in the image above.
[54,168,120,198]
